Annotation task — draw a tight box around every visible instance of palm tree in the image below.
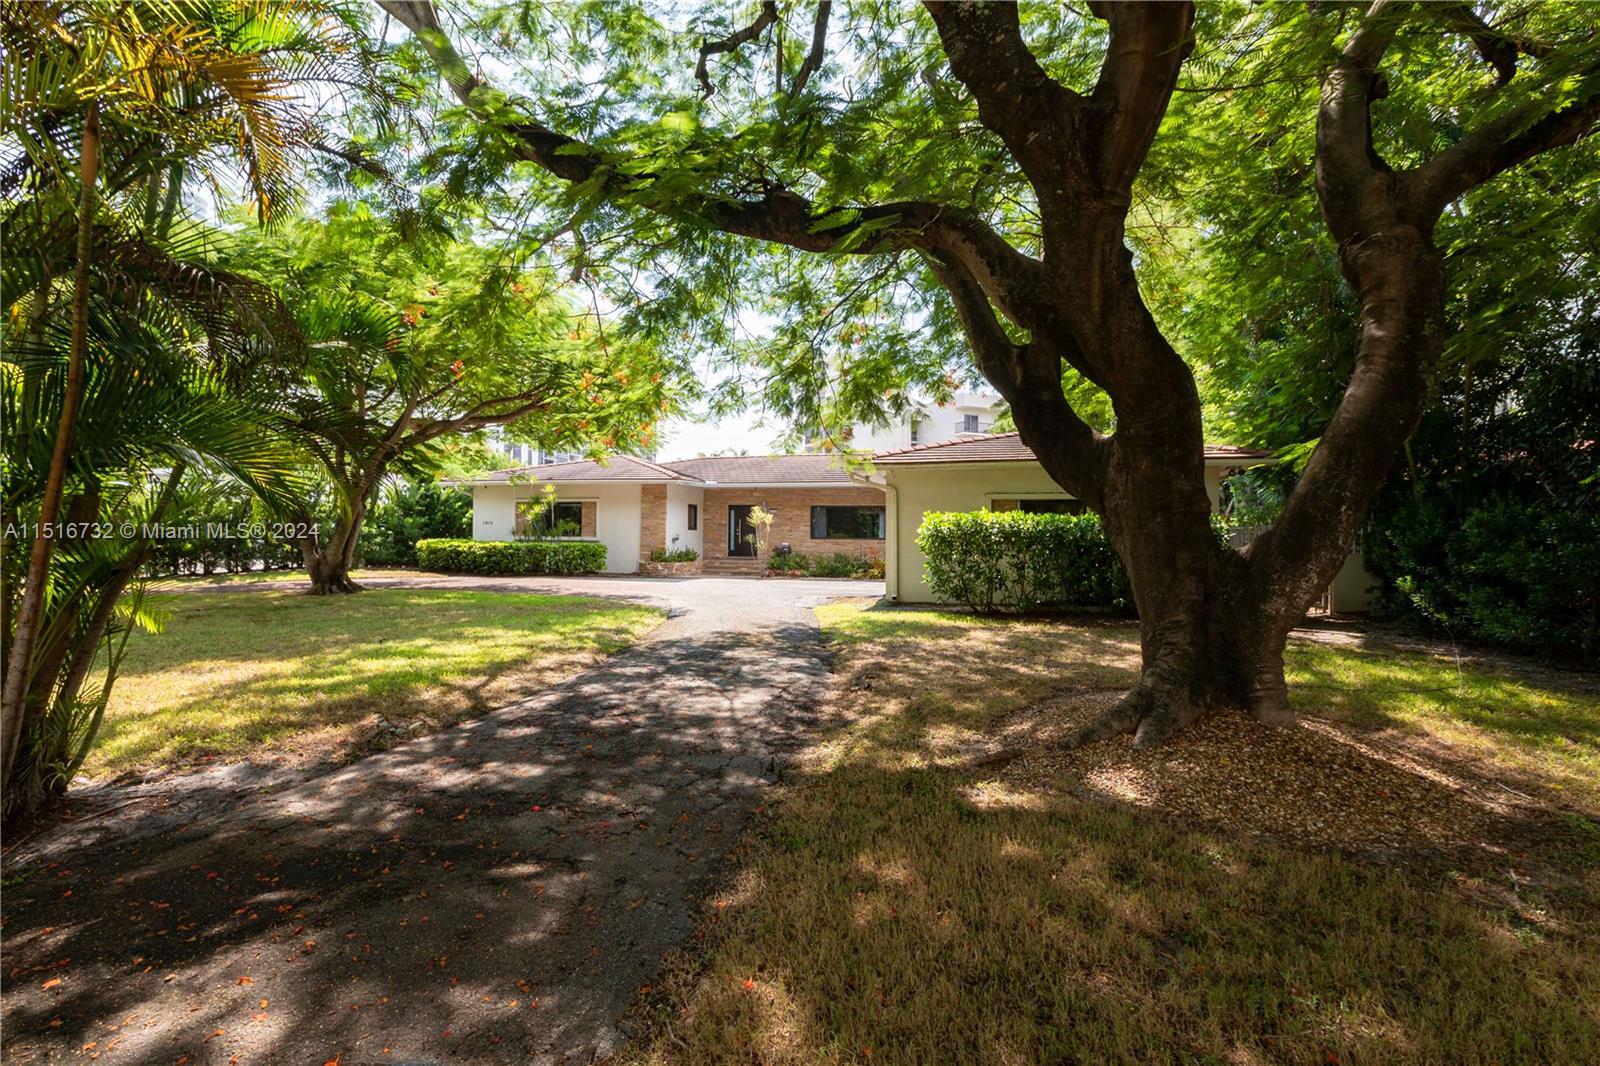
[0,0,379,814]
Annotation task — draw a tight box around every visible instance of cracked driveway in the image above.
[1,576,883,1064]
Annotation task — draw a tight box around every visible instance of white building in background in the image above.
[486,437,585,467]
[826,390,1003,454]
[484,428,649,467]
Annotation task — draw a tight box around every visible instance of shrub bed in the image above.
[766,550,884,579]
[917,510,1130,613]
[415,538,607,575]
[1366,493,1599,663]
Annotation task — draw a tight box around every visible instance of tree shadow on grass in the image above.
[658,760,1600,1065]
[637,619,1600,1065]
[85,590,662,776]
[1,622,834,1065]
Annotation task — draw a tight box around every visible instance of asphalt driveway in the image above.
[1,575,882,1064]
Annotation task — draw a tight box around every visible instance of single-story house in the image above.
[453,433,1376,611]
[861,433,1374,612]
[455,453,888,576]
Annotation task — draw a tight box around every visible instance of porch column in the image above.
[639,484,667,562]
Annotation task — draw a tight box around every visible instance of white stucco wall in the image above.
[471,484,517,541]
[1328,546,1378,613]
[664,483,706,559]
[470,481,642,574]
[881,462,1228,603]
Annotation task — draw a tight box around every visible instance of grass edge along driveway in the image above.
[89,587,664,777]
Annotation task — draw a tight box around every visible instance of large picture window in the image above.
[810,505,885,540]
[516,499,583,537]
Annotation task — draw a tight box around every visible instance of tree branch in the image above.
[1085,1,1197,192]
[400,393,551,452]
[788,2,832,99]
[923,1,1082,207]
[924,250,1107,509]
[1313,0,1404,243]
[381,0,1048,335]
[696,1,778,98]
[1406,72,1600,218]
[1436,4,1550,87]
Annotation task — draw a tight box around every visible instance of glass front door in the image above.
[727,505,756,557]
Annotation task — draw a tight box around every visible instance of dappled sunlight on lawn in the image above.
[1286,643,1600,808]
[89,589,663,774]
[634,604,1600,1065]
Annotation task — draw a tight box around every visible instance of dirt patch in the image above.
[978,692,1590,872]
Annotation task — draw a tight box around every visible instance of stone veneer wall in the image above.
[639,484,668,561]
[701,485,887,560]
[580,501,597,538]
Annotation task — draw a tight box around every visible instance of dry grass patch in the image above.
[630,603,1600,1065]
[87,588,663,776]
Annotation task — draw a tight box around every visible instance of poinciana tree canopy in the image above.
[226,205,684,593]
[371,2,1596,430]
[375,0,1599,746]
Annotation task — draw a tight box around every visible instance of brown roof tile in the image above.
[663,453,858,485]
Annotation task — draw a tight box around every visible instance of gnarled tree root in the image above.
[958,679,1298,770]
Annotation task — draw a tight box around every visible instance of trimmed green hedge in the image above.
[766,550,885,579]
[917,510,1130,613]
[415,538,607,575]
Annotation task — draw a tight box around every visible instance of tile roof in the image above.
[663,453,858,485]
[871,432,1272,464]
[465,454,695,484]
[458,452,862,486]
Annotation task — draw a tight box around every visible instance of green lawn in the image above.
[631,604,1600,1065]
[88,588,663,776]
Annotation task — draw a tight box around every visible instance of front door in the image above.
[727,505,756,557]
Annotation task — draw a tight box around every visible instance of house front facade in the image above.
[457,454,888,575]
[455,433,1376,612]
[861,433,1375,612]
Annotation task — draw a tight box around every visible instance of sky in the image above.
[654,409,791,460]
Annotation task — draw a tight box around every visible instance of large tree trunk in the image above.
[1036,215,1446,748]
[299,492,369,595]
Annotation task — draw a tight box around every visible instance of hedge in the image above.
[1366,493,1599,663]
[767,550,885,579]
[917,510,1130,613]
[414,538,607,575]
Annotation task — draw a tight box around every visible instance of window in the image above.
[1021,498,1085,515]
[517,499,583,537]
[687,503,698,531]
[909,419,919,444]
[810,506,885,540]
[991,498,1086,515]
[961,414,981,433]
